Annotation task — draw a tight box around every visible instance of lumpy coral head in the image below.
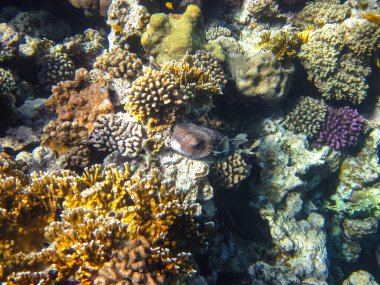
[315,106,365,150]
[141,5,204,65]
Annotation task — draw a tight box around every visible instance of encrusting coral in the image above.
[90,113,145,158]
[93,47,143,80]
[141,5,204,65]
[284,96,328,138]
[228,50,294,103]
[43,68,114,168]
[0,158,202,284]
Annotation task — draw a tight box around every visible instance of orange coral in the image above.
[43,68,114,167]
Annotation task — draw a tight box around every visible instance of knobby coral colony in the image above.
[0,158,201,284]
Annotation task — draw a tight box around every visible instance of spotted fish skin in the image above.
[170,122,231,162]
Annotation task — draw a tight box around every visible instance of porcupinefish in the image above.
[170,122,231,163]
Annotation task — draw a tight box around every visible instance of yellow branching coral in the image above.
[0,154,78,282]
[257,30,302,61]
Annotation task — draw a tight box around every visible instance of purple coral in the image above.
[315,106,365,150]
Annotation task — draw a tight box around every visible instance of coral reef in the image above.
[107,0,150,50]
[228,50,294,103]
[246,0,280,19]
[90,113,145,158]
[205,26,231,41]
[43,68,114,167]
[8,10,70,41]
[125,52,224,130]
[0,68,17,99]
[292,1,350,29]
[94,47,143,80]
[213,152,251,189]
[141,5,204,65]
[38,50,75,89]
[299,18,379,104]
[342,270,379,285]
[67,0,111,16]
[284,97,328,139]
[94,237,166,285]
[315,107,365,150]
[0,23,20,63]
[326,128,380,216]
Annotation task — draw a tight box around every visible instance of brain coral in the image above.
[90,113,145,157]
[284,96,328,138]
[141,5,204,65]
[228,50,294,102]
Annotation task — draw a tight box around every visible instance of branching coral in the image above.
[0,154,77,282]
[90,113,145,157]
[315,106,365,150]
[1,160,202,283]
[93,47,143,80]
[284,96,328,138]
[43,68,114,167]
[292,1,351,29]
[298,22,376,104]
[38,49,75,88]
[125,52,224,131]
[257,30,302,61]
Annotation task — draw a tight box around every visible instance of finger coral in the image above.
[284,96,328,138]
[90,113,145,157]
[315,106,365,150]
[38,49,75,89]
[213,152,251,189]
[93,47,143,80]
[43,68,114,167]
[141,5,204,65]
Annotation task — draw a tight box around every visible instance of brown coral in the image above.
[43,68,114,166]
[214,152,251,189]
[94,237,166,285]
[94,48,143,80]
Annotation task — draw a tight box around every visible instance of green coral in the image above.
[141,5,204,65]
[284,96,328,138]
[293,1,351,29]
[298,20,378,104]
[324,129,380,218]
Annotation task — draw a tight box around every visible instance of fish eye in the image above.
[191,140,204,150]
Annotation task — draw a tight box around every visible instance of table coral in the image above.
[94,47,143,80]
[90,113,145,158]
[43,68,114,166]
[284,96,328,138]
[141,5,204,65]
